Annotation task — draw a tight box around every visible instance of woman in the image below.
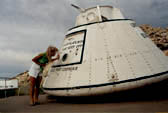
[28,46,60,106]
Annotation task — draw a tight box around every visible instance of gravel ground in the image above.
[0,90,168,113]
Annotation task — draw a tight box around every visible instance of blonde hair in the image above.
[46,46,58,61]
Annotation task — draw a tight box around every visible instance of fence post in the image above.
[5,78,6,98]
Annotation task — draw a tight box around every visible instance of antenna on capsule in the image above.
[71,4,85,13]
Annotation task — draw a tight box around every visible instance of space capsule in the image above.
[42,5,168,96]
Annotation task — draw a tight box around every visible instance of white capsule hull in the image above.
[43,6,168,97]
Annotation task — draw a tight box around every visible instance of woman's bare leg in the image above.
[29,76,36,105]
[34,76,42,103]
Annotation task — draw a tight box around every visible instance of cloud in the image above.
[0,22,63,52]
[0,0,72,77]
[117,0,168,27]
[0,49,32,77]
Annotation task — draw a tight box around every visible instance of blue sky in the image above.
[0,0,168,77]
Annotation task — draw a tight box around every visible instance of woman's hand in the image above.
[51,54,60,62]
[56,54,60,59]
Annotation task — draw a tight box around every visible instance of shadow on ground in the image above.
[46,80,168,104]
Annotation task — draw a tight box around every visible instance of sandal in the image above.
[35,102,40,105]
[30,101,35,106]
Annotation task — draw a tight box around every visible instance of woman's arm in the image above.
[51,54,60,62]
[47,53,52,62]
[32,53,46,67]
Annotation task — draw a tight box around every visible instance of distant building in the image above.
[0,77,18,90]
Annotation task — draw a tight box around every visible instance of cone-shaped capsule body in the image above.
[43,6,168,96]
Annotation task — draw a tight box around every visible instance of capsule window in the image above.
[101,15,108,21]
[62,54,68,62]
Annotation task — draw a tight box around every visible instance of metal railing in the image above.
[0,77,18,98]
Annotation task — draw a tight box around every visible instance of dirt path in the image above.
[0,94,168,112]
